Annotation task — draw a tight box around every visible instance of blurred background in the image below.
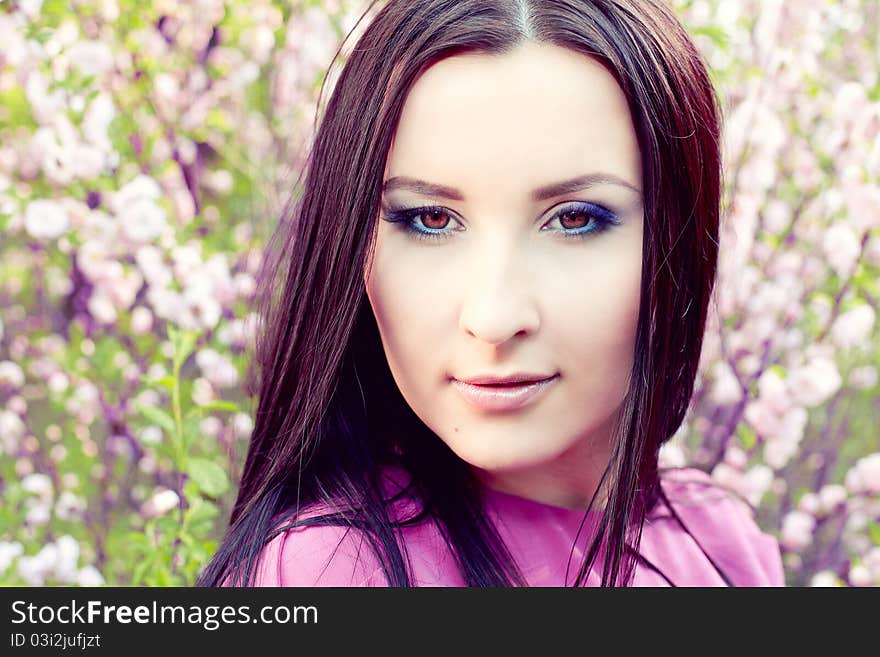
[0,0,877,587]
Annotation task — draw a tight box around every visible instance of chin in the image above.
[442,434,565,474]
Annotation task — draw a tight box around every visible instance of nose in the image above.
[457,239,540,346]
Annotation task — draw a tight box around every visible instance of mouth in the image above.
[451,374,559,412]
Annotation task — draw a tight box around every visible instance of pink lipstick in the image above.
[451,375,558,412]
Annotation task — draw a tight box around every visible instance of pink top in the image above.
[247,466,785,587]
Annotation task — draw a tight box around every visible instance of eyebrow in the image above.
[382,172,642,202]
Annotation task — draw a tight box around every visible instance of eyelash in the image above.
[381,202,621,243]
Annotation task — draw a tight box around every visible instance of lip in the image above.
[451,374,559,412]
[460,372,556,385]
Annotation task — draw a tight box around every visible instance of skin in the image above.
[363,41,644,511]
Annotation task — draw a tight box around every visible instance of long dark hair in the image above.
[198,0,722,587]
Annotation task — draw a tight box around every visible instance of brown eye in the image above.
[419,210,451,230]
[559,210,592,230]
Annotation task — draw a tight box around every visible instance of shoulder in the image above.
[251,515,389,587]
[249,468,420,588]
[656,467,785,586]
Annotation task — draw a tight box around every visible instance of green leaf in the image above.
[171,327,201,371]
[185,399,239,416]
[869,521,880,546]
[738,424,758,451]
[186,458,230,498]
[133,402,175,437]
[185,497,220,526]
[131,559,151,586]
[144,375,177,392]
[184,497,220,536]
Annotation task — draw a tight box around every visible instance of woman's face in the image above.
[364,41,644,508]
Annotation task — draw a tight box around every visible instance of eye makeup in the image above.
[381,201,622,243]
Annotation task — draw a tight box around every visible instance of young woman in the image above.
[199,0,785,587]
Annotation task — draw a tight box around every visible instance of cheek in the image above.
[364,235,454,404]
[552,243,642,402]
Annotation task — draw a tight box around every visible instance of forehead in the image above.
[386,41,642,194]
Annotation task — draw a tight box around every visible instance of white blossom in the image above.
[0,361,25,387]
[24,199,69,240]
[67,40,114,77]
[22,473,53,499]
[76,565,105,586]
[0,410,25,454]
[809,570,840,587]
[142,488,179,517]
[0,541,24,573]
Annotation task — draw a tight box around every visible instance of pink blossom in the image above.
[146,287,194,327]
[130,306,153,335]
[724,445,748,470]
[135,245,173,287]
[47,371,69,394]
[845,453,880,495]
[832,82,869,124]
[821,222,860,278]
[26,505,51,526]
[203,169,234,195]
[233,272,256,299]
[200,416,222,438]
[241,25,276,65]
[171,243,203,280]
[55,491,86,521]
[81,93,116,152]
[830,304,875,349]
[743,465,774,507]
[844,182,880,232]
[24,72,65,126]
[865,235,880,267]
[818,484,847,515]
[848,564,873,587]
[798,492,820,515]
[745,398,781,439]
[67,40,114,77]
[781,510,816,552]
[864,548,880,581]
[757,369,791,415]
[762,199,791,235]
[232,412,254,439]
[195,348,239,388]
[787,357,841,407]
[87,290,117,324]
[191,377,216,406]
[139,426,162,446]
[710,361,742,405]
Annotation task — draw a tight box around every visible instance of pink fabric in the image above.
[247,466,785,587]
